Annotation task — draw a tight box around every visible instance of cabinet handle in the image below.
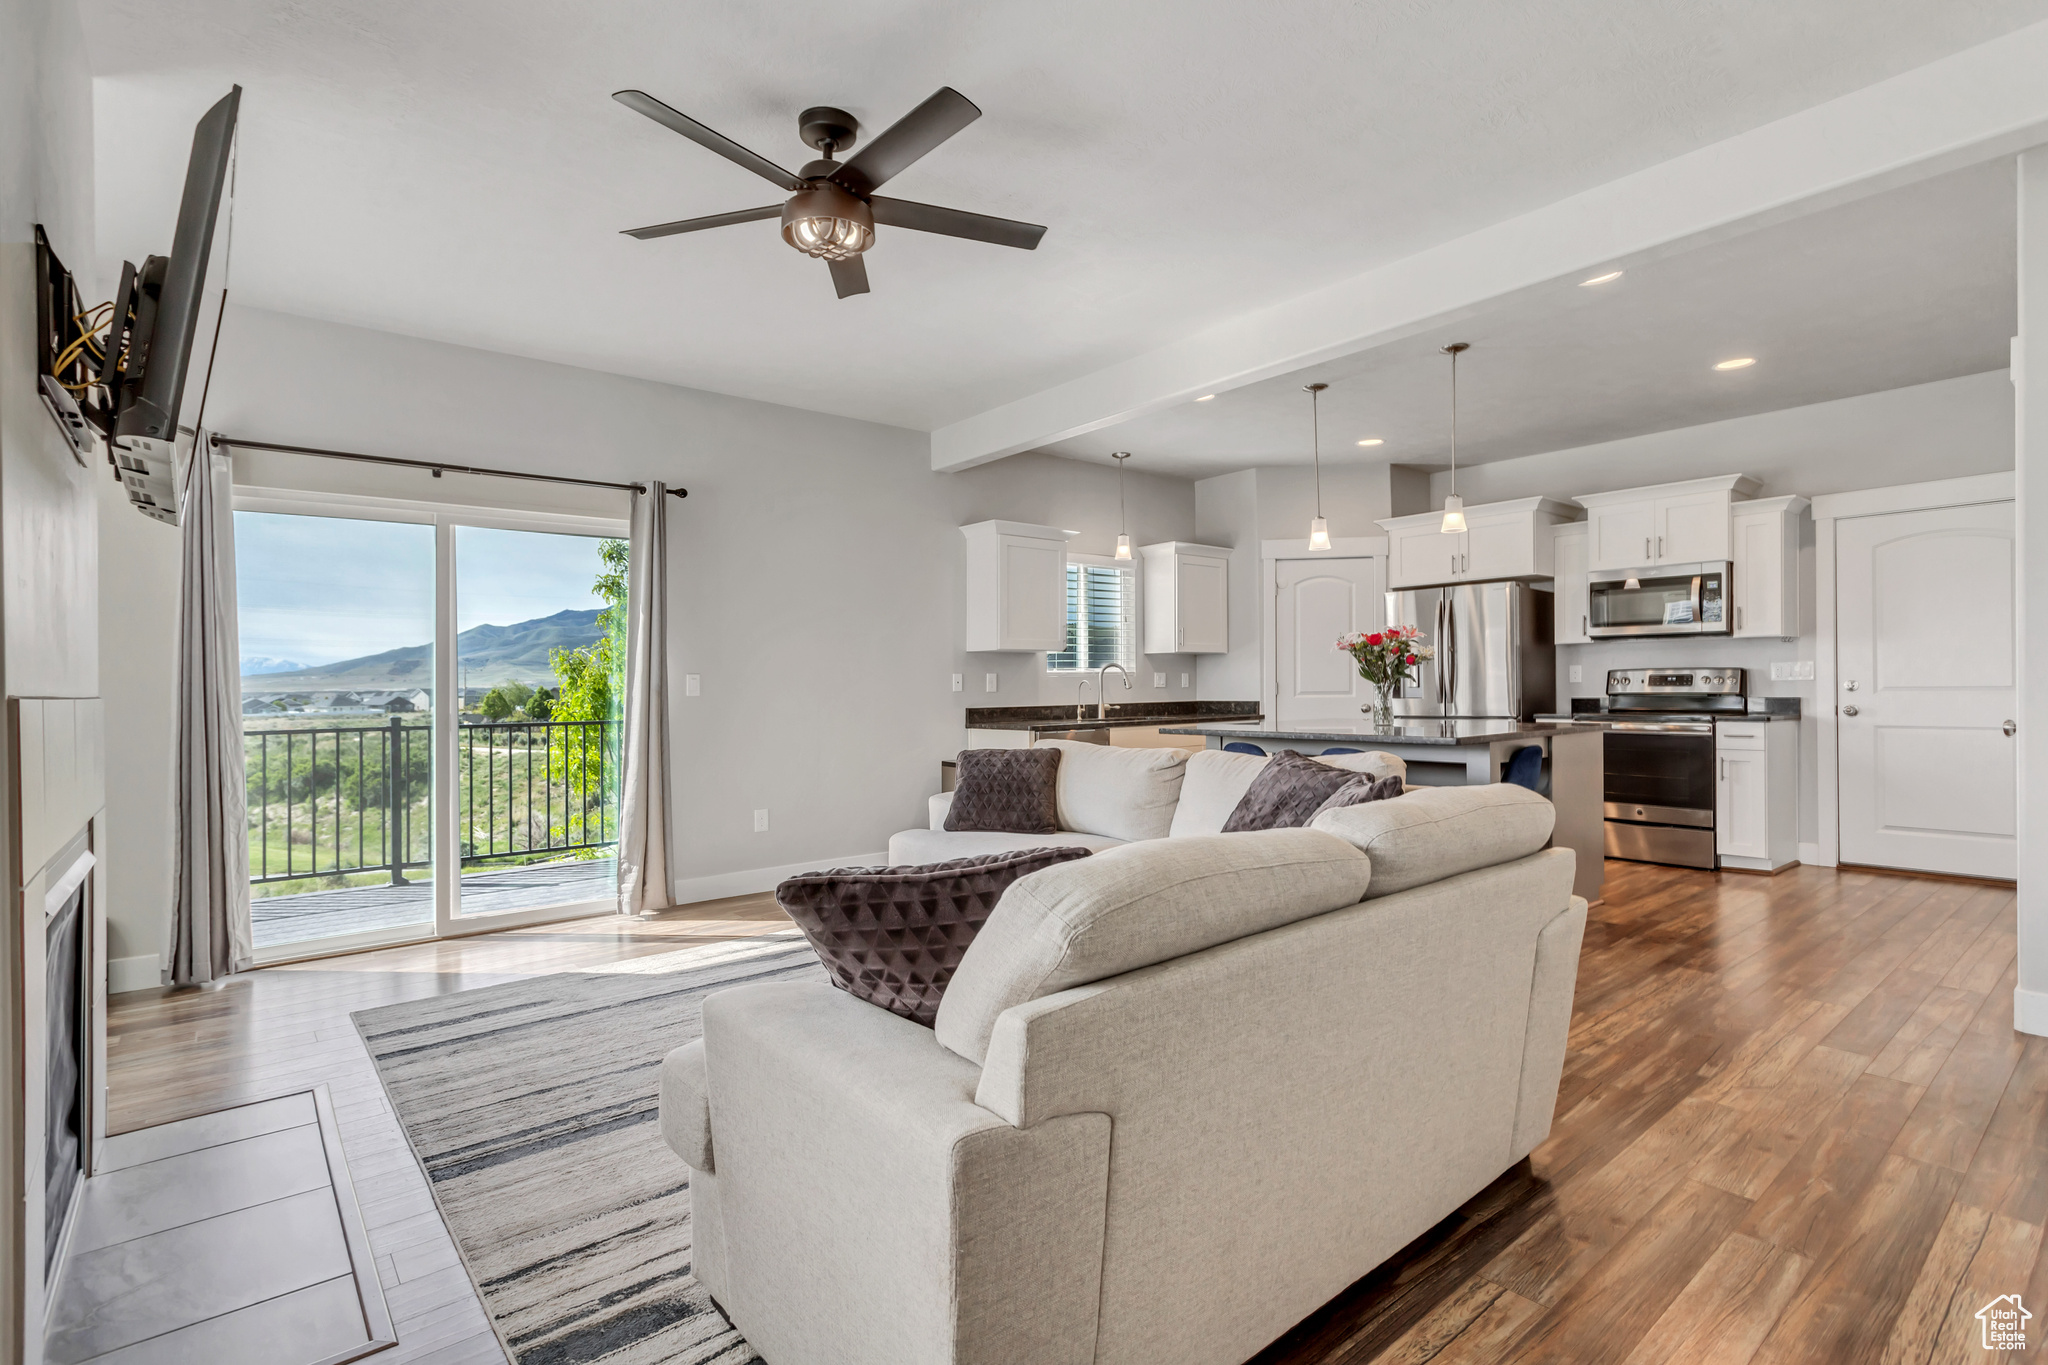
[1735,605,1742,631]
[1644,536,1651,560]
[1720,757,1726,781]
[1177,625,1183,646]
[1582,613,1588,637]
[1657,535,1664,558]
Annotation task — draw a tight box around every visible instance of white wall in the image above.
[1193,469,1260,701]
[95,472,177,986]
[94,304,1201,949]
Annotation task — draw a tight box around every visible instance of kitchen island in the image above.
[1160,719,1605,903]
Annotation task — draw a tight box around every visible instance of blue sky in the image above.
[235,513,609,666]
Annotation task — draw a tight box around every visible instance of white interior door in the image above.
[1274,557,1382,726]
[1837,501,2016,877]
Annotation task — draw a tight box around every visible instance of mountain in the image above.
[240,655,307,675]
[242,608,605,690]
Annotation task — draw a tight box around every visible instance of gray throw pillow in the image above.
[1310,772,1405,820]
[945,748,1061,833]
[1222,752,1357,831]
[776,847,1092,1025]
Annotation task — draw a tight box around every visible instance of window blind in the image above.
[1047,563,1136,672]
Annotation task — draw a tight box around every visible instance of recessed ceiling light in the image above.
[1356,438,1383,447]
[1714,357,1756,371]
[1194,393,1216,402]
[1580,270,1623,286]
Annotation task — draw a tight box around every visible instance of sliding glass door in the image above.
[235,494,628,958]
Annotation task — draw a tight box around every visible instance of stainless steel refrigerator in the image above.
[1387,581,1555,720]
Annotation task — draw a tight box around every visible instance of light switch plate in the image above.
[684,674,701,697]
[951,673,963,692]
[752,809,769,832]
[1153,672,1166,688]
[1568,664,1583,684]
[984,672,998,693]
[1181,672,1190,688]
[1770,660,1816,682]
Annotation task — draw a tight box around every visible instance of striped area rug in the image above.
[353,932,823,1365]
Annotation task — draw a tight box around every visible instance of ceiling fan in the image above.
[612,86,1047,299]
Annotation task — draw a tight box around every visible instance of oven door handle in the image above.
[1602,721,1716,733]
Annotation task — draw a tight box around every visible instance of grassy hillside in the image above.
[244,608,604,690]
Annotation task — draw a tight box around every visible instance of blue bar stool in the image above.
[1503,745,1544,791]
[1223,742,1267,756]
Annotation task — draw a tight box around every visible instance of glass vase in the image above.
[1367,685,1396,731]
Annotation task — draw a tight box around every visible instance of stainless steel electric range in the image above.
[1543,668,1750,870]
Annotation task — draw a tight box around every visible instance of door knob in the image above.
[1842,705,1859,717]
[2005,720,2018,737]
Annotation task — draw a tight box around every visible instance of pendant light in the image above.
[1111,451,1133,559]
[1305,382,1331,550]
[1440,342,1469,534]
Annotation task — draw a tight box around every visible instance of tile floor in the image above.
[46,1089,394,1365]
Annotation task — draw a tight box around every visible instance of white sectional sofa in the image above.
[660,772,1585,1365]
[887,739,1408,864]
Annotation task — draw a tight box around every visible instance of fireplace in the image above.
[42,869,87,1277]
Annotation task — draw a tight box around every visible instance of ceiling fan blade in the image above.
[831,88,980,194]
[621,205,782,240]
[828,255,870,298]
[612,90,804,192]
[869,196,1045,250]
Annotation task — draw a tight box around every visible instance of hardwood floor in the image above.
[108,862,2038,1364]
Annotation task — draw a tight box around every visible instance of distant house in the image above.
[241,697,282,716]
[358,690,431,714]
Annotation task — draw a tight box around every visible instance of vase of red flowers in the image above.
[1337,626,1433,731]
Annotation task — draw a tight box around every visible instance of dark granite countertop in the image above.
[966,701,1260,732]
[1156,719,1589,747]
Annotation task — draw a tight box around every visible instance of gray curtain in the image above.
[168,438,254,984]
[616,480,673,915]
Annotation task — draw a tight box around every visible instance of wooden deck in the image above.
[110,860,2040,1364]
[250,857,617,947]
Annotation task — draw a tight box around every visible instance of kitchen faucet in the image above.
[1076,678,1092,721]
[1097,663,1131,719]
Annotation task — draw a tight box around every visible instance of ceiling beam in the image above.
[930,19,2048,472]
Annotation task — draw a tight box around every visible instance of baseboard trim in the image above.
[2016,987,2048,1039]
[1797,842,1834,868]
[671,853,889,907]
[109,953,162,994]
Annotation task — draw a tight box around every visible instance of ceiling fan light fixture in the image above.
[780,183,874,260]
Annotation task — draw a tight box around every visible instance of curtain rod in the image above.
[209,435,688,499]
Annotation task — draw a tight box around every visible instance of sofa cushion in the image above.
[1036,740,1189,842]
[658,1039,713,1170]
[1310,772,1405,819]
[1222,752,1360,832]
[776,847,1094,1025]
[1169,748,1408,837]
[889,828,1125,865]
[945,748,1062,833]
[1309,782,1556,898]
[934,829,1371,1064]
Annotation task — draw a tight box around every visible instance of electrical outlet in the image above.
[1180,672,1190,688]
[984,672,998,693]
[1770,660,1816,682]
[951,673,963,692]
[752,809,769,833]
[684,674,701,697]
[1568,664,1583,684]
[1153,672,1166,689]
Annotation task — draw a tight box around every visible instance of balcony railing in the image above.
[244,716,616,886]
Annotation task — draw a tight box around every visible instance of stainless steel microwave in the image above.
[1587,562,1730,637]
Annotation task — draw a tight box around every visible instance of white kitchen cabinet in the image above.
[1378,498,1576,589]
[1577,475,1760,573]
[1139,542,1231,654]
[1551,522,1592,645]
[1716,719,1798,871]
[1730,496,1807,638]
[961,520,1074,652]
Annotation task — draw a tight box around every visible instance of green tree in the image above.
[478,682,533,721]
[546,538,628,847]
